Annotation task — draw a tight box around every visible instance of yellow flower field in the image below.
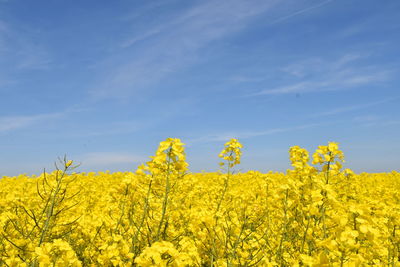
[0,138,399,266]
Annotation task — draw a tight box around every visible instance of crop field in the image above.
[0,138,399,266]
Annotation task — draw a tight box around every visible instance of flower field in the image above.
[1,138,399,266]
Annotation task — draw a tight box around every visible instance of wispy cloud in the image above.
[187,123,322,144]
[90,0,279,99]
[358,119,400,128]
[228,75,266,83]
[279,54,363,78]
[61,120,149,138]
[78,152,146,167]
[252,54,392,96]
[0,20,52,71]
[15,48,52,70]
[353,115,380,122]
[119,27,164,48]
[0,106,85,133]
[0,112,64,133]
[271,0,333,24]
[310,97,398,117]
[90,0,343,100]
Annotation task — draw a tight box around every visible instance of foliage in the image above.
[0,139,399,266]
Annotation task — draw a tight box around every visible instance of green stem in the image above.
[132,179,152,255]
[38,169,66,246]
[301,216,311,253]
[155,149,172,241]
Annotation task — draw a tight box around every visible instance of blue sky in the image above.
[0,0,399,176]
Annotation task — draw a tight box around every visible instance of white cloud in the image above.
[358,119,400,128]
[15,48,52,70]
[270,0,333,24]
[353,115,379,122]
[60,120,149,138]
[90,0,341,100]
[0,20,53,71]
[0,112,64,133]
[252,54,393,96]
[228,75,266,83]
[119,27,163,48]
[187,123,322,144]
[0,107,85,133]
[310,97,398,117]
[79,152,146,166]
[90,0,280,100]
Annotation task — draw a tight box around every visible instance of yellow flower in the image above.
[219,138,243,168]
[65,160,73,168]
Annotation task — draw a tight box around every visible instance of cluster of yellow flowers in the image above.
[136,138,188,176]
[1,139,399,266]
[218,139,243,169]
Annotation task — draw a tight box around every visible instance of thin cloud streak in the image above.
[310,97,398,117]
[0,20,53,71]
[90,0,279,100]
[271,0,333,25]
[59,120,151,138]
[187,123,323,145]
[254,71,390,95]
[359,119,400,128]
[250,54,393,96]
[119,28,163,48]
[78,152,146,167]
[0,107,87,133]
[0,112,64,133]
